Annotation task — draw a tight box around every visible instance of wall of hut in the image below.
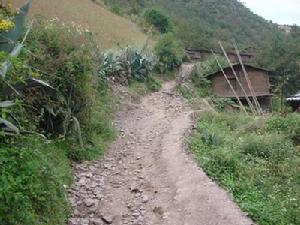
[211,66,270,98]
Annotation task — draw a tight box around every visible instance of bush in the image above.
[22,19,99,139]
[0,138,71,225]
[265,114,300,144]
[144,9,173,33]
[154,33,184,73]
[100,46,158,84]
[240,133,294,161]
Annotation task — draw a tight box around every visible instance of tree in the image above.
[154,33,184,72]
[144,9,173,33]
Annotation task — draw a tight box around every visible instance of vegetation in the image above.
[190,113,300,225]
[0,18,117,224]
[0,138,71,225]
[102,0,300,93]
[100,45,158,84]
[143,9,173,33]
[154,33,184,73]
[0,9,165,222]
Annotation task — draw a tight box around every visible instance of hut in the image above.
[206,64,272,111]
[185,48,254,63]
[286,92,300,112]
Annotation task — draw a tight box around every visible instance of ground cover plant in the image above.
[189,112,300,225]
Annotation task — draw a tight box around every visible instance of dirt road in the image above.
[68,81,254,225]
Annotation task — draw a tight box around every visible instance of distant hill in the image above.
[13,0,148,49]
[102,0,276,50]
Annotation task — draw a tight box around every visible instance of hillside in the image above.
[13,0,147,49]
[102,0,275,49]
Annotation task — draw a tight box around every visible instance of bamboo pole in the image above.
[218,41,257,114]
[233,42,264,115]
[211,50,248,115]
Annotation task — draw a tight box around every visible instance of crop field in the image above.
[13,0,147,49]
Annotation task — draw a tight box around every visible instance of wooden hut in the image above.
[185,48,254,63]
[206,64,272,111]
[286,92,300,112]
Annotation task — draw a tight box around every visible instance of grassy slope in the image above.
[13,0,147,49]
[190,113,300,225]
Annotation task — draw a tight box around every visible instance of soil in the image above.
[68,80,254,225]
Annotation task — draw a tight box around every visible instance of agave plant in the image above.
[99,46,158,84]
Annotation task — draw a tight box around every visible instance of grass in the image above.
[189,112,300,225]
[13,0,148,49]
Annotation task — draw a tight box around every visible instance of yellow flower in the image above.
[0,19,14,31]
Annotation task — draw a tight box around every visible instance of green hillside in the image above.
[102,0,275,49]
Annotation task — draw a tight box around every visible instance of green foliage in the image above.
[240,133,294,161]
[100,46,158,84]
[0,18,117,225]
[0,137,72,225]
[265,114,300,144]
[211,97,235,112]
[196,56,229,77]
[256,31,300,94]
[154,33,184,72]
[190,112,300,225]
[144,9,173,33]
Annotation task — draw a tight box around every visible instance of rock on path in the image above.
[68,81,254,225]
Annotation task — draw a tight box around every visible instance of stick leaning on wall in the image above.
[211,50,248,115]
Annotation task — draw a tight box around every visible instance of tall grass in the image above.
[190,112,300,225]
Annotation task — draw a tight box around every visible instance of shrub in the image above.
[240,133,294,161]
[144,9,173,33]
[0,138,71,225]
[154,33,184,73]
[211,97,235,112]
[265,114,300,144]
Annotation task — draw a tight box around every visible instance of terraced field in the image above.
[14,0,147,49]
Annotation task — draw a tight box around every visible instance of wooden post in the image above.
[219,41,257,115]
[212,50,248,115]
[233,42,264,115]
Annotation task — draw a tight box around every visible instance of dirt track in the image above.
[68,81,254,225]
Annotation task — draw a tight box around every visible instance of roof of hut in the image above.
[205,63,271,79]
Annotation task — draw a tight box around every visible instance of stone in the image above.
[101,214,115,224]
[84,198,97,207]
[142,195,149,203]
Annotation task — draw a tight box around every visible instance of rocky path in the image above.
[68,81,254,225]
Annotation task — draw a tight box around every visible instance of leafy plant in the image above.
[100,46,158,84]
[143,8,173,33]
[211,96,235,112]
[154,33,184,73]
